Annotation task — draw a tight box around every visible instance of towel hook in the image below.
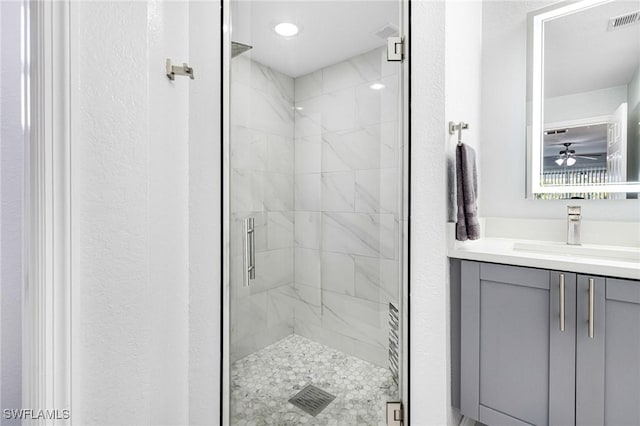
[449,121,469,146]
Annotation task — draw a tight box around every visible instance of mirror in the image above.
[527,0,640,199]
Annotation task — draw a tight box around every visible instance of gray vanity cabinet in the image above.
[459,260,640,426]
[576,276,640,425]
[460,261,575,425]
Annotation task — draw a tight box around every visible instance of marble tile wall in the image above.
[230,55,296,361]
[293,47,402,368]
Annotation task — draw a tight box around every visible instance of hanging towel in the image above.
[456,143,480,241]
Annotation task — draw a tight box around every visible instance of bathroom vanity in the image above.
[449,224,640,426]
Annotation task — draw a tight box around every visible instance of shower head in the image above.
[231,41,253,58]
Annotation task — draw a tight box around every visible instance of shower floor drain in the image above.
[288,384,336,417]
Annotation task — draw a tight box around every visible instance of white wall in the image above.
[480,1,640,221]
[187,1,221,424]
[71,2,190,424]
[545,85,628,125]
[1,1,23,421]
[410,0,483,424]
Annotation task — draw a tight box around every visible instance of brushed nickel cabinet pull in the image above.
[559,273,565,332]
[588,278,595,339]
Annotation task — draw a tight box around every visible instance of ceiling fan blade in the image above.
[575,155,598,160]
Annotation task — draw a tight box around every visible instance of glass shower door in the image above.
[224,0,408,423]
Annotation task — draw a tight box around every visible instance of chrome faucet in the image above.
[567,206,582,245]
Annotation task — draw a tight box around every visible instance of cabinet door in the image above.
[576,276,640,425]
[461,261,576,426]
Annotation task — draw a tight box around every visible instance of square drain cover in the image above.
[288,384,336,417]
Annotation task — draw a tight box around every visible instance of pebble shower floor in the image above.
[230,334,398,425]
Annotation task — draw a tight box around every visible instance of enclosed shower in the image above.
[224,1,408,423]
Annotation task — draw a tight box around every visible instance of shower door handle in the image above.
[243,217,256,287]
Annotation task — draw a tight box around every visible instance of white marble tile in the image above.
[292,283,322,326]
[294,173,321,211]
[355,168,398,214]
[267,285,295,328]
[321,171,355,212]
[267,134,294,174]
[295,248,321,287]
[265,64,294,102]
[321,291,386,350]
[251,248,294,293]
[230,54,251,85]
[261,172,293,211]
[294,97,324,138]
[321,252,355,296]
[294,69,322,102]
[267,211,294,250]
[230,126,267,171]
[322,49,382,93]
[354,256,399,304]
[233,291,268,341]
[294,211,322,249]
[355,74,399,127]
[321,89,356,133]
[230,81,252,128]
[249,87,294,138]
[246,57,269,93]
[322,212,395,259]
[322,122,396,172]
[294,135,322,173]
[231,169,265,212]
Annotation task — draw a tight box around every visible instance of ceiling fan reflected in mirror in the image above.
[554,142,599,166]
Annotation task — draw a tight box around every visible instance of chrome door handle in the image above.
[588,278,594,339]
[243,217,255,286]
[559,273,565,332]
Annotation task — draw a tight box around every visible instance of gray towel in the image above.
[456,143,480,241]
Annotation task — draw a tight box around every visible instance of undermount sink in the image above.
[513,241,640,263]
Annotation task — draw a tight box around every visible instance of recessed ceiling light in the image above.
[274,22,299,37]
[370,83,385,90]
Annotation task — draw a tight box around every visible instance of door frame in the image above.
[220,0,411,423]
[23,0,72,421]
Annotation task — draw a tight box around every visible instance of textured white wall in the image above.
[71,2,190,424]
[411,0,485,423]
[1,1,23,421]
[480,1,640,221]
[188,1,221,424]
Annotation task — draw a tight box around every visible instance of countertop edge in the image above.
[448,239,640,281]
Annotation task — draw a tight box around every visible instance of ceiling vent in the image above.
[607,11,640,31]
[374,23,399,39]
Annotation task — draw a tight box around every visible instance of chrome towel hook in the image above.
[449,121,469,146]
[166,58,194,81]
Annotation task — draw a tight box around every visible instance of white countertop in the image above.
[449,237,640,280]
